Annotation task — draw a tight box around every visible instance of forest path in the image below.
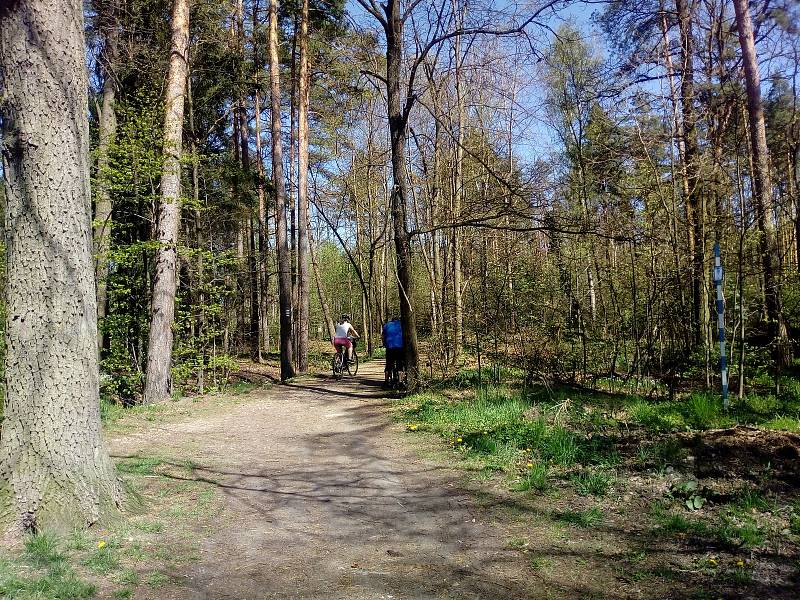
[109,361,538,599]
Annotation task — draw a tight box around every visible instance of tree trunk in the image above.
[675,0,706,352]
[253,0,270,356]
[0,0,122,532]
[269,0,295,381]
[732,0,791,367]
[296,0,310,373]
[383,0,420,385]
[452,0,466,362]
[143,0,190,403]
[94,18,118,355]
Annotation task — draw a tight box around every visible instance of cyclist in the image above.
[381,317,404,388]
[333,314,359,364]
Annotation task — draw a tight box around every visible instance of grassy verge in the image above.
[395,371,800,598]
[0,452,223,599]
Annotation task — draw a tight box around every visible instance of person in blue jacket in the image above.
[381,317,404,387]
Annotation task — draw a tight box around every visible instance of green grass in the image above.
[714,516,765,549]
[0,551,96,600]
[82,546,120,575]
[507,537,528,550]
[555,507,603,528]
[761,415,800,432]
[627,399,686,431]
[133,520,164,534]
[401,387,584,472]
[0,562,97,599]
[24,533,66,567]
[651,502,710,536]
[790,500,800,535]
[115,569,140,586]
[513,462,550,492]
[145,571,168,587]
[572,469,614,496]
[651,503,765,549]
[734,490,772,513]
[116,456,164,476]
[685,393,723,430]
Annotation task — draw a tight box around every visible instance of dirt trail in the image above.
[110,363,538,599]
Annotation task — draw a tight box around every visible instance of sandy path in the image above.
[110,362,537,599]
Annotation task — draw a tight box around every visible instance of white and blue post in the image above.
[713,243,728,409]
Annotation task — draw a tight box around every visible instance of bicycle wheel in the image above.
[347,350,359,376]
[332,352,344,379]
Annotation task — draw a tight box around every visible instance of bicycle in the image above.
[332,338,359,380]
[385,349,406,391]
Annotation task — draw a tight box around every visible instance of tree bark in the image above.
[296,0,311,373]
[0,0,122,532]
[143,0,190,403]
[269,0,296,381]
[732,0,791,367]
[383,0,420,385]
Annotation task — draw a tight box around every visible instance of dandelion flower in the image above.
[97,540,107,549]
[708,558,717,566]
[736,560,744,568]
[457,437,463,443]
[526,463,534,468]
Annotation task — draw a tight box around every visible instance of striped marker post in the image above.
[713,243,728,409]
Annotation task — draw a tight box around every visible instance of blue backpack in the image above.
[383,320,403,349]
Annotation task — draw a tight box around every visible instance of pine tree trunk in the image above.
[143,0,190,403]
[732,0,791,367]
[253,0,270,356]
[296,0,311,373]
[269,0,295,381]
[0,0,122,532]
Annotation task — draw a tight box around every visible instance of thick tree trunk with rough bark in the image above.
[143,0,190,403]
[384,0,420,385]
[0,0,122,532]
[270,0,295,381]
[732,0,791,367]
[296,0,310,373]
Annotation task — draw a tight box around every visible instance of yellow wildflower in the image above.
[97,540,107,549]
[708,558,717,567]
[457,437,463,443]
[736,560,744,568]
[526,463,534,468]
